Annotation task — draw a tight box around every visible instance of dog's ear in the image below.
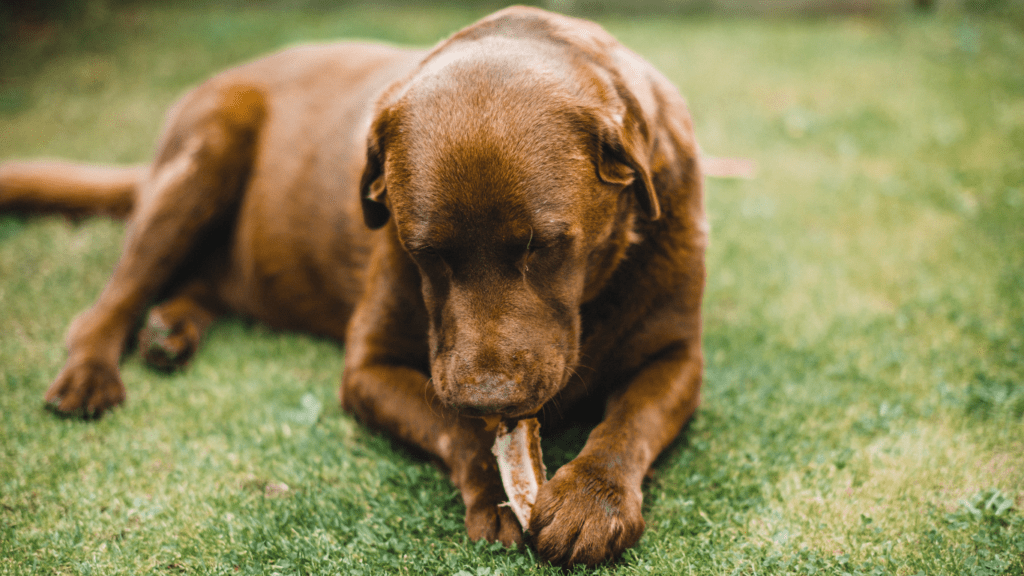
[595,112,660,221]
[359,113,392,230]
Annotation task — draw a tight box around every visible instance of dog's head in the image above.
[358,9,661,418]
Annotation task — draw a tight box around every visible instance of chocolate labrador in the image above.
[0,6,706,567]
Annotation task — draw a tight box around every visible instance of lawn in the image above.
[1,3,1022,575]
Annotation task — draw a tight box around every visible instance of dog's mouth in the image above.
[438,367,576,423]
[433,375,549,421]
[456,402,542,422]
[431,351,570,422]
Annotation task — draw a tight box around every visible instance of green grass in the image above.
[2,4,1023,575]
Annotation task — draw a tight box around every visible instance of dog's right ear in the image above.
[359,113,391,230]
[594,109,660,222]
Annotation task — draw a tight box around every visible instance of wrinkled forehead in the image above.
[382,67,603,247]
[385,136,585,251]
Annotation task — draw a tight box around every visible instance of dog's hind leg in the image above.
[43,84,265,417]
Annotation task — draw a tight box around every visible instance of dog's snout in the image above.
[450,372,522,416]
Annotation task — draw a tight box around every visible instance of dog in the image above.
[0,6,707,567]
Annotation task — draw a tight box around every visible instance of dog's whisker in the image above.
[422,376,442,420]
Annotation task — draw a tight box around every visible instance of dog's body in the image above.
[0,7,706,567]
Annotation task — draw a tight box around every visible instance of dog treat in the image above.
[492,417,547,529]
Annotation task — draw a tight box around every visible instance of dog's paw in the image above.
[465,499,524,547]
[139,308,202,371]
[529,455,645,567]
[44,359,125,418]
[454,442,525,548]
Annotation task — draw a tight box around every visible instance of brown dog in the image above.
[0,6,706,567]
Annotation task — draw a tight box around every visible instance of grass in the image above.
[2,3,1023,575]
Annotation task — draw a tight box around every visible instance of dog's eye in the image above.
[521,241,548,273]
[525,232,547,255]
[404,241,439,259]
[410,245,439,258]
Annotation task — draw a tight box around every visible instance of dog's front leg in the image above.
[530,337,703,567]
[341,233,522,546]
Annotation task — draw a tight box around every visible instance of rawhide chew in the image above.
[491,417,547,529]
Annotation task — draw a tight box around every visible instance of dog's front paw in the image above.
[44,359,125,418]
[465,497,524,547]
[530,456,645,567]
[453,439,525,548]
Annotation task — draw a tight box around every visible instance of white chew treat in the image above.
[491,418,546,529]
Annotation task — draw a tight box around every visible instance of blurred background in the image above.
[2,0,1024,22]
[3,0,1024,31]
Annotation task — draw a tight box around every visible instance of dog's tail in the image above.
[0,160,148,219]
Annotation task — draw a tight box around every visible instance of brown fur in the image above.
[0,7,706,567]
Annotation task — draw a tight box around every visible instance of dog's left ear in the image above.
[595,112,660,221]
[359,113,392,229]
